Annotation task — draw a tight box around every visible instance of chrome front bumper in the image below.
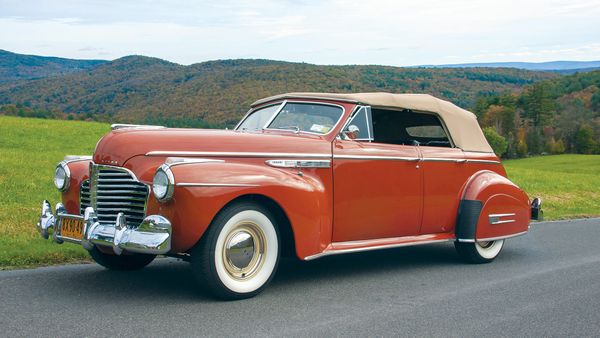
[36,200,172,255]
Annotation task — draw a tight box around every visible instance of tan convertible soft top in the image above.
[252,92,493,153]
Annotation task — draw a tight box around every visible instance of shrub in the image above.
[575,124,597,154]
[483,127,508,157]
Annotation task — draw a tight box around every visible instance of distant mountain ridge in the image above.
[0,53,558,126]
[0,49,107,83]
[419,60,600,72]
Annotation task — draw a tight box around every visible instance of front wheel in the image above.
[88,247,156,270]
[455,239,504,264]
[190,202,280,300]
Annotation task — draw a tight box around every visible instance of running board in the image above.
[303,233,455,261]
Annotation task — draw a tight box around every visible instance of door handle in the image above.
[455,159,467,163]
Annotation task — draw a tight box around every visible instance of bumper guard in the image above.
[36,200,172,255]
[530,197,543,221]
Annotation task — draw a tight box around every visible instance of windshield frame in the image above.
[235,100,346,136]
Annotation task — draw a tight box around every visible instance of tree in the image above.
[516,127,529,157]
[483,127,508,157]
[522,82,555,127]
[546,137,566,154]
[575,125,597,154]
[481,104,516,136]
[592,90,600,112]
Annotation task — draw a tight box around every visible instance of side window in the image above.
[345,106,373,141]
[371,108,452,147]
[237,104,280,131]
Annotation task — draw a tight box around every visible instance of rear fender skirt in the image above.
[455,200,482,242]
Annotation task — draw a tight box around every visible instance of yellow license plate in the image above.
[61,217,84,240]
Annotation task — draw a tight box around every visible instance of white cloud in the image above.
[0,0,598,65]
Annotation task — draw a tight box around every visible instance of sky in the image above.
[0,0,599,66]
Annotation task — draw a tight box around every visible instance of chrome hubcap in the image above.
[223,222,266,280]
[478,241,492,248]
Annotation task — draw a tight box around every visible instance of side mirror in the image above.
[343,125,360,140]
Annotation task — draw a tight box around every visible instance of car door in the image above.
[400,112,471,235]
[332,106,423,242]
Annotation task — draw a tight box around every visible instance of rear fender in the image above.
[456,170,530,242]
[152,160,332,258]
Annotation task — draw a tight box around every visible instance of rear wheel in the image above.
[455,240,504,264]
[190,202,280,300]
[88,247,156,271]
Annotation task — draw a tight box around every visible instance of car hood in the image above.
[93,128,332,166]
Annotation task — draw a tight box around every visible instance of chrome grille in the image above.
[80,180,90,214]
[80,164,149,228]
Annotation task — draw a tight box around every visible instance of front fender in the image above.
[149,160,332,258]
[456,170,530,242]
[60,159,91,214]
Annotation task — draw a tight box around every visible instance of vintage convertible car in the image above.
[37,92,542,299]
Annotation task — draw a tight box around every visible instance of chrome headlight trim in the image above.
[153,164,175,202]
[54,161,71,192]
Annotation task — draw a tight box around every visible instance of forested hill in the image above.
[475,70,600,157]
[0,55,557,127]
[0,49,107,83]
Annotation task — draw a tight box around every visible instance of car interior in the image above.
[371,108,452,147]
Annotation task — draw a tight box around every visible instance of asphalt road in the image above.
[1,218,600,337]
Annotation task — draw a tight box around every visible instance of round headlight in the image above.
[54,163,70,191]
[153,165,174,202]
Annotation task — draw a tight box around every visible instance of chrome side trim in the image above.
[466,159,501,164]
[111,124,165,130]
[146,151,331,159]
[477,231,528,242]
[489,213,516,217]
[331,155,500,164]
[489,213,516,225]
[420,157,500,164]
[333,154,420,162]
[63,155,93,163]
[421,157,464,163]
[304,238,453,261]
[176,183,259,187]
[266,159,331,168]
[490,220,516,225]
[164,157,224,168]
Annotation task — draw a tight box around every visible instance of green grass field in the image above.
[0,116,109,269]
[1,115,599,269]
[503,154,600,220]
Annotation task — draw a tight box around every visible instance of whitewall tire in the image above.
[191,202,280,300]
[455,239,505,264]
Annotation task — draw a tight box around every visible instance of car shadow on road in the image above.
[53,242,472,302]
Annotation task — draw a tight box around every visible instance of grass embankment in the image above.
[0,115,598,269]
[504,154,600,220]
[0,116,109,269]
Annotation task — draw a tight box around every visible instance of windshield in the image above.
[237,102,344,135]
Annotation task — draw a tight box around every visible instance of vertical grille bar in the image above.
[79,180,90,214]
